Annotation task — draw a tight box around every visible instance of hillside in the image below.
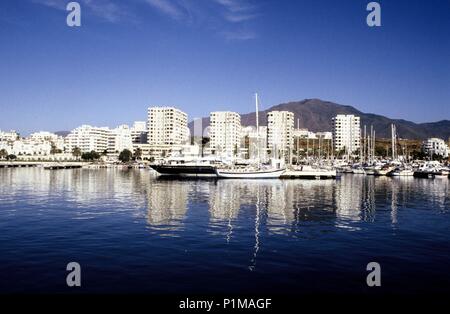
[188,99,450,140]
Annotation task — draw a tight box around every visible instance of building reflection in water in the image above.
[3,168,448,257]
[145,180,189,236]
[208,180,242,242]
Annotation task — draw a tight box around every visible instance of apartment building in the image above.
[107,125,133,156]
[209,111,241,157]
[332,114,361,154]
[147,107,188,146]
[422,138,449,158]
[267,111,294,160]
[65,125,110,153]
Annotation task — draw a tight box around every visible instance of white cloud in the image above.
[224,12,258,23]
[144,0,184,20]
[33,0,260,40]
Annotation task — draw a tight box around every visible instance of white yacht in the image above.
[216,166,285,179]
[389,168,414,176]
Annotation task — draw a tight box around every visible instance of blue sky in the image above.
[0,0,449,135]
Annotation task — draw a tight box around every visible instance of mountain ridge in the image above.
[188,99,450,140]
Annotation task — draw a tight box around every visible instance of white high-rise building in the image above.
[209,111,241,157]
[267,111,294,159]
[147,107,188,146]
[332,114,361,154]
[65,125,110,153]
[422,138,449,158]
[107,125,133,156]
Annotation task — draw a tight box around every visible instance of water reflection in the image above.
[1,168,448,237]
[145,181,189,235]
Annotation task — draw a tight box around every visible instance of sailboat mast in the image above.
[255,93,260,163]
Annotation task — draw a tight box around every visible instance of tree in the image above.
[118,149,132,163]
[6,154,17,160]
[375,145,386,157]
[50,144,62,155]
[133,147,142,160]
[0,149,8,160]
[72,147,82,160]
[81,151,100,161]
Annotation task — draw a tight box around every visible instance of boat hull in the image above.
[216,168,285,179]
[150,165,217,177]
[413,171,435,179]
[390,171,414,177]
[280,170,336,179]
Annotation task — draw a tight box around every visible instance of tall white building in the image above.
[65,125,110,153]
[332,114,361,154]
[107,125,133,156]
[422,138,449,158]
[147,107,188,146]
[267,111,294,159]
[209,111,241,157]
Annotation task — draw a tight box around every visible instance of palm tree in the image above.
[0,149,8,160]
[134,147,142,160]
[72,147,82,160]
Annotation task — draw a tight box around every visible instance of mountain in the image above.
[188,99,450,140]
[54,131,70,137]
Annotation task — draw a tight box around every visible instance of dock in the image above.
[43,163,83,170]
[281,169,337,180]
[0,161,84,170]
[0,161,41,168]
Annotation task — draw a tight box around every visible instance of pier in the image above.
[0,161,84,169]
[43,163,83,170]
[0,161,41,168]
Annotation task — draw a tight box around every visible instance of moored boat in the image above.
[281,165,336,179]
[215,167,285,179]
[150,156,223,178]
[389,168,414,176]
[374,165,395,176]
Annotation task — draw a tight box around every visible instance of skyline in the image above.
[1,0,449,135]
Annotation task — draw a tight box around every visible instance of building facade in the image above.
[0,130,19,142]
[65,125,110,154]
[267,111,294,160]
[422,138,449,158]
[147,107,188,146]
[332,114,361,154]
[107,125,133,156]
[130,121,148,144]
[209,111,241,157]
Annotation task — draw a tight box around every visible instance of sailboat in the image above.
[215,93,285,179]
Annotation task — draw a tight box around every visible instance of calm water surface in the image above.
[0,168,449,294]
